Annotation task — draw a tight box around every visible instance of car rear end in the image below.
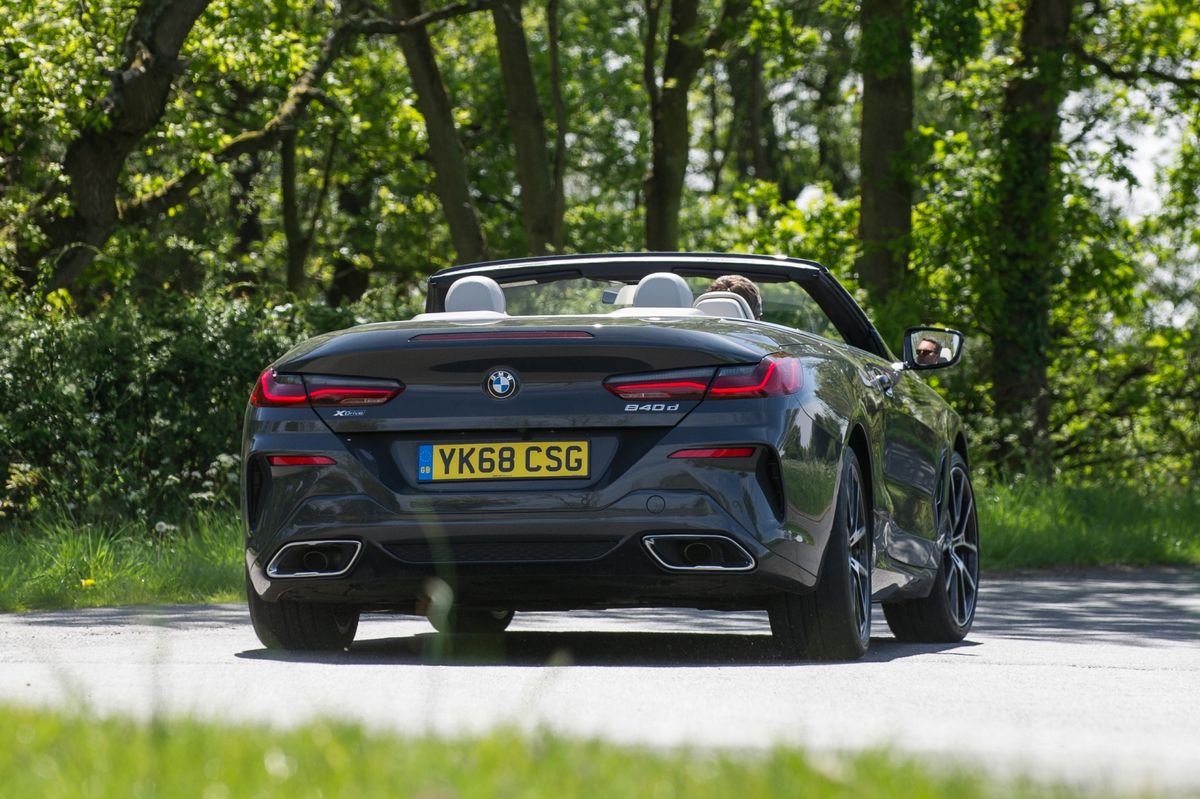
[242,317,829,617]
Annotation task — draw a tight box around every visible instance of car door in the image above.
[866,360,946,566]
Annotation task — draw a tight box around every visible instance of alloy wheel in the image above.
[845,462,872,644]
[938,462,979,627]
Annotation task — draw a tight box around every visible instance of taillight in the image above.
[602,356,801,403]
[708,355,802,399]
[250,369,404,408]
[603,368,715,400]
[304,374,404,406]
[251,369,308,407]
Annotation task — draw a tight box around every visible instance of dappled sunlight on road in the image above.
[973,568,1200,646]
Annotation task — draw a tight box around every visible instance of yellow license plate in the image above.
[418,441,589,481]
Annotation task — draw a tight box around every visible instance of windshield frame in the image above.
[426,252,891,360]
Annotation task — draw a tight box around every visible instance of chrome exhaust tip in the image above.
[643,534,755,572]
[266,540,362,578]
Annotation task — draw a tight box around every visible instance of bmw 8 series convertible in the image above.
[242,252,979,659]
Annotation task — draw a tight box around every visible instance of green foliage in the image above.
[5,478,1192,613]
[0,289,421,524]
[1,0,1198,497]
[0,708,1098,799]
[0,512,241,611]
[683,181,861,282]
[980,481,1200,569]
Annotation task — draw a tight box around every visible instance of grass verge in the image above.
[0,483,1196,612]
[0,705,1094,798]
[0,510,241,612]
[978,482,1200,570]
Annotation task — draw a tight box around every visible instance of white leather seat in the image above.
[606,272,704,317]
[633,272,692,308]
[411,275,507,321]
[445,275,507,313]
[694,290,754,319]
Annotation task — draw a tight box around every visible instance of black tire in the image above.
[883,451,979,642]
[428,607,515,635]
[769,448,872,660]
[245,570,359,651]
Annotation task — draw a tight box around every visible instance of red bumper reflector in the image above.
[268,456,337,466]
[669,447,756,459]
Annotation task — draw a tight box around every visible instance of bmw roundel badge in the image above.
[485,369,518,399]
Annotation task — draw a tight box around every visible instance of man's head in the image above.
[708,274,763,319]
[915,337,942,365]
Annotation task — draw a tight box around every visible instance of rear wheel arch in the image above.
[953,432,970,470]
[769,444,873,660]
[846,424,874,524]
[245,569,360,651]
[882,449,979,642]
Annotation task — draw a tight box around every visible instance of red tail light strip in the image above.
[604,379,711,400]
[603,355,801,403]
[603,367,715,400]
[250,369,404,408]
[251,370,308,407]
[411,331,594,341]
[307,387,400,406]
[708,355,802,398]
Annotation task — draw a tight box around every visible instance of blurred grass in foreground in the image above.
[0,705,1095,799]
[978,482,1200,570]
[1,483,1197,611]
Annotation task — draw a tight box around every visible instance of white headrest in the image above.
[694,291,754,319]
[445,275,506,313]
[633,272,692,308]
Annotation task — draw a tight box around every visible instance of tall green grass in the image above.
[978,482,1200,570]
[0,483,1195,612]
[0,705,1095,798]
[0,511,241,612]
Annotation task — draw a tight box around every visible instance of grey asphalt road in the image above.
[2,570,1198,793]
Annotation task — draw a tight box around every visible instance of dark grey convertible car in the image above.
[242,253,979,659]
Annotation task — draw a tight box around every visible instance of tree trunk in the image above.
[15,0,213,293]
[855,0,914,312]
[546,0,568,250]
[392,0,490,264]
[280,128,306,294]
[644,68,693,250]
[728,46,772,184]
[987,0,1076,476]
[492,0,557,255]
[228,153,263,296]
[231,154,263,258]
[642,0,747,251]
[325,158,375,306]
[812,20,854,198]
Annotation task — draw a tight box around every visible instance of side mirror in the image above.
[902,327,964,370]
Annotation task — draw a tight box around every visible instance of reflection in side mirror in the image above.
[902,327,964,370]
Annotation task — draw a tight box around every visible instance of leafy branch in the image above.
[122,0,494,225]
[1072,44,1200,98]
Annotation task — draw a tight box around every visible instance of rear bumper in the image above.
[246,489,818,610]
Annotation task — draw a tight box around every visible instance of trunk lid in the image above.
[276,315,783,433]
